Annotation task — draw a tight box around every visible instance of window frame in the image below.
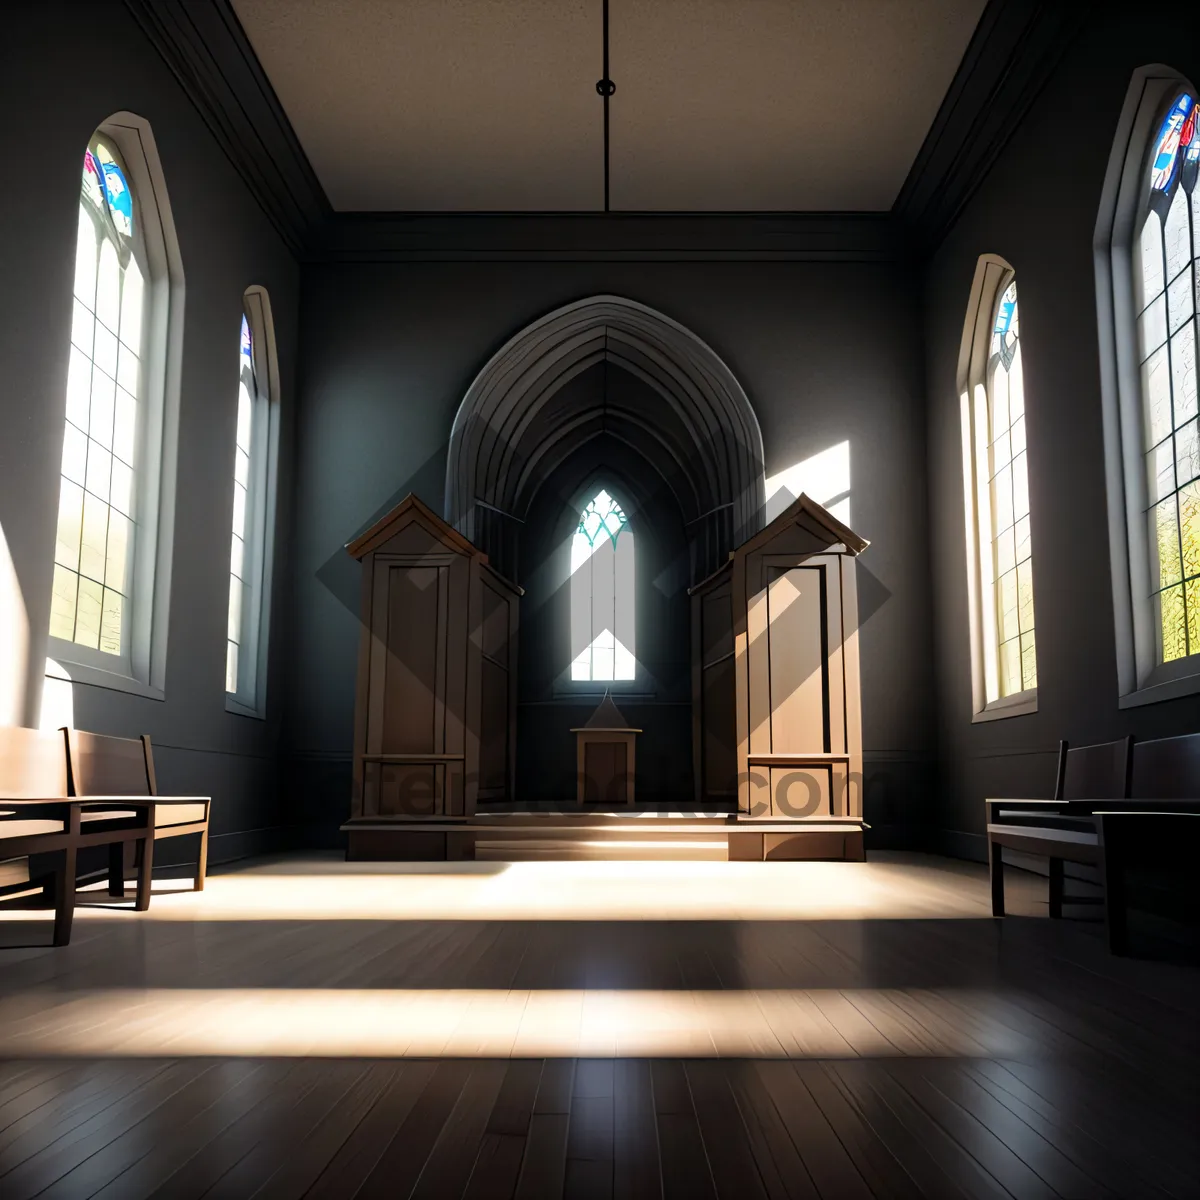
[1097,67,1200,708]
[224,286,280,719]
[958,254,1039,721]
[47,112,183,702]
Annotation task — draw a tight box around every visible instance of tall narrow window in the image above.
[569,489,636,681]
[50,138,145,663]
[1133,92,1200,664]
[48,115,181,699]
[225,289,277,715]
[959,259,1038,718]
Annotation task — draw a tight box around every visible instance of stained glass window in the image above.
[983,282,1037,695]
[49,136,145,658]
[569,489,636,681]
[1135,91,1200,663]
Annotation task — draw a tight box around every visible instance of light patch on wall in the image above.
[763,440,851,526]
[39,659,74,732]
[0,521,29,726]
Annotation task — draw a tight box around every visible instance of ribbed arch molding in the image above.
[445,296,765,580]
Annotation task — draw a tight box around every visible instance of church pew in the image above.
[67,730,211,901]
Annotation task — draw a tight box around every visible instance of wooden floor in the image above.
[0,852,1196,1198]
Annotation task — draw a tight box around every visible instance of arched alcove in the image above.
[445,295,765,582]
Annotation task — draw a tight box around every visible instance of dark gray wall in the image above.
[924,10,1200,856]
[288,256,934,841]
[0,4,300,863]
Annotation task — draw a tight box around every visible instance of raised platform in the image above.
[342,812,867,862]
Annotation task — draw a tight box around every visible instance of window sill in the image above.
[225,696,265,720]
[46,655,164,702]
[1120,669,1200,709]
[972,690,1038,723]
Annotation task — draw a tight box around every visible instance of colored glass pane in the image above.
[1149,94,1194,195]
[95,144,133,237]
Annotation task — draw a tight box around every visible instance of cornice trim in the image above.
[894,0,1084,252]
[313,212,903,264]
[124,0,331,255]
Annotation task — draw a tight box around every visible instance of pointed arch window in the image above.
[959,259,1038,718]
[1134,91,1200,664]
[1098,73,1200,706]
[225,289,279,716]
[569,489,636,681]
[48,117,181,700]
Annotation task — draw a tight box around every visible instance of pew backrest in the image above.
[1054,736,1132,802]
[0,726,69,797]
[66,730,156,797]
[1131,732,1200,800]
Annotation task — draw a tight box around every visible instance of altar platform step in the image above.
[342,813,866,862]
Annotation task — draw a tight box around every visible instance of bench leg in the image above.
[108,842,126,897]
[52,845,77,947]
[1048,858,1064,919]
[1101,830,1129,956]
[988,838,1004,917]
[195,826,209,892]
[135,836,154,911]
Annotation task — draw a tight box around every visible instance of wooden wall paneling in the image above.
[840,556,864,822]
[475,568,521,807]
[350,553,376,820]
[689,567,737,806]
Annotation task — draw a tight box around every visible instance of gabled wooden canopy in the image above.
[345,492,484,561]
[737,492,868,559]
[688,493,868,594]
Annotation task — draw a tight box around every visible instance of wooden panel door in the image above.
[366,556,454,816]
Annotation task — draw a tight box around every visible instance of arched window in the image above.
[48,116,181,699]
[1133,91,1199,664]
[959,258,1038,718]
[225,288,279,715]
[49,136,143,659]
[569,489,636,681]
[1098,72,1200,705]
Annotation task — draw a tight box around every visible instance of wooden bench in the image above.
[988,733,1200,951]
[987,736,1131,919]
[1,726,159,943]
[68,730,211,896]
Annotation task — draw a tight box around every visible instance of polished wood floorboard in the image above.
[0,852,1196,1198]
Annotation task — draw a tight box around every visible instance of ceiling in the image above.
[231,0,987,213]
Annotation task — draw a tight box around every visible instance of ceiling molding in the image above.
[124,0,331,255]
[314,213,903,264]
[894,0,1085,252]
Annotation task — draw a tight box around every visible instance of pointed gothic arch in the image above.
[444,295,765,581]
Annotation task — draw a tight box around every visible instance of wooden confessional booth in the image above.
[341,491,868,861]
[690,494,869,860]
[341,495,520,860]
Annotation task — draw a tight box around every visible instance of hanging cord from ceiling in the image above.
[595,0,615,212]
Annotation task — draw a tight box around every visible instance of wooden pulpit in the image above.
[572,691,639,807]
